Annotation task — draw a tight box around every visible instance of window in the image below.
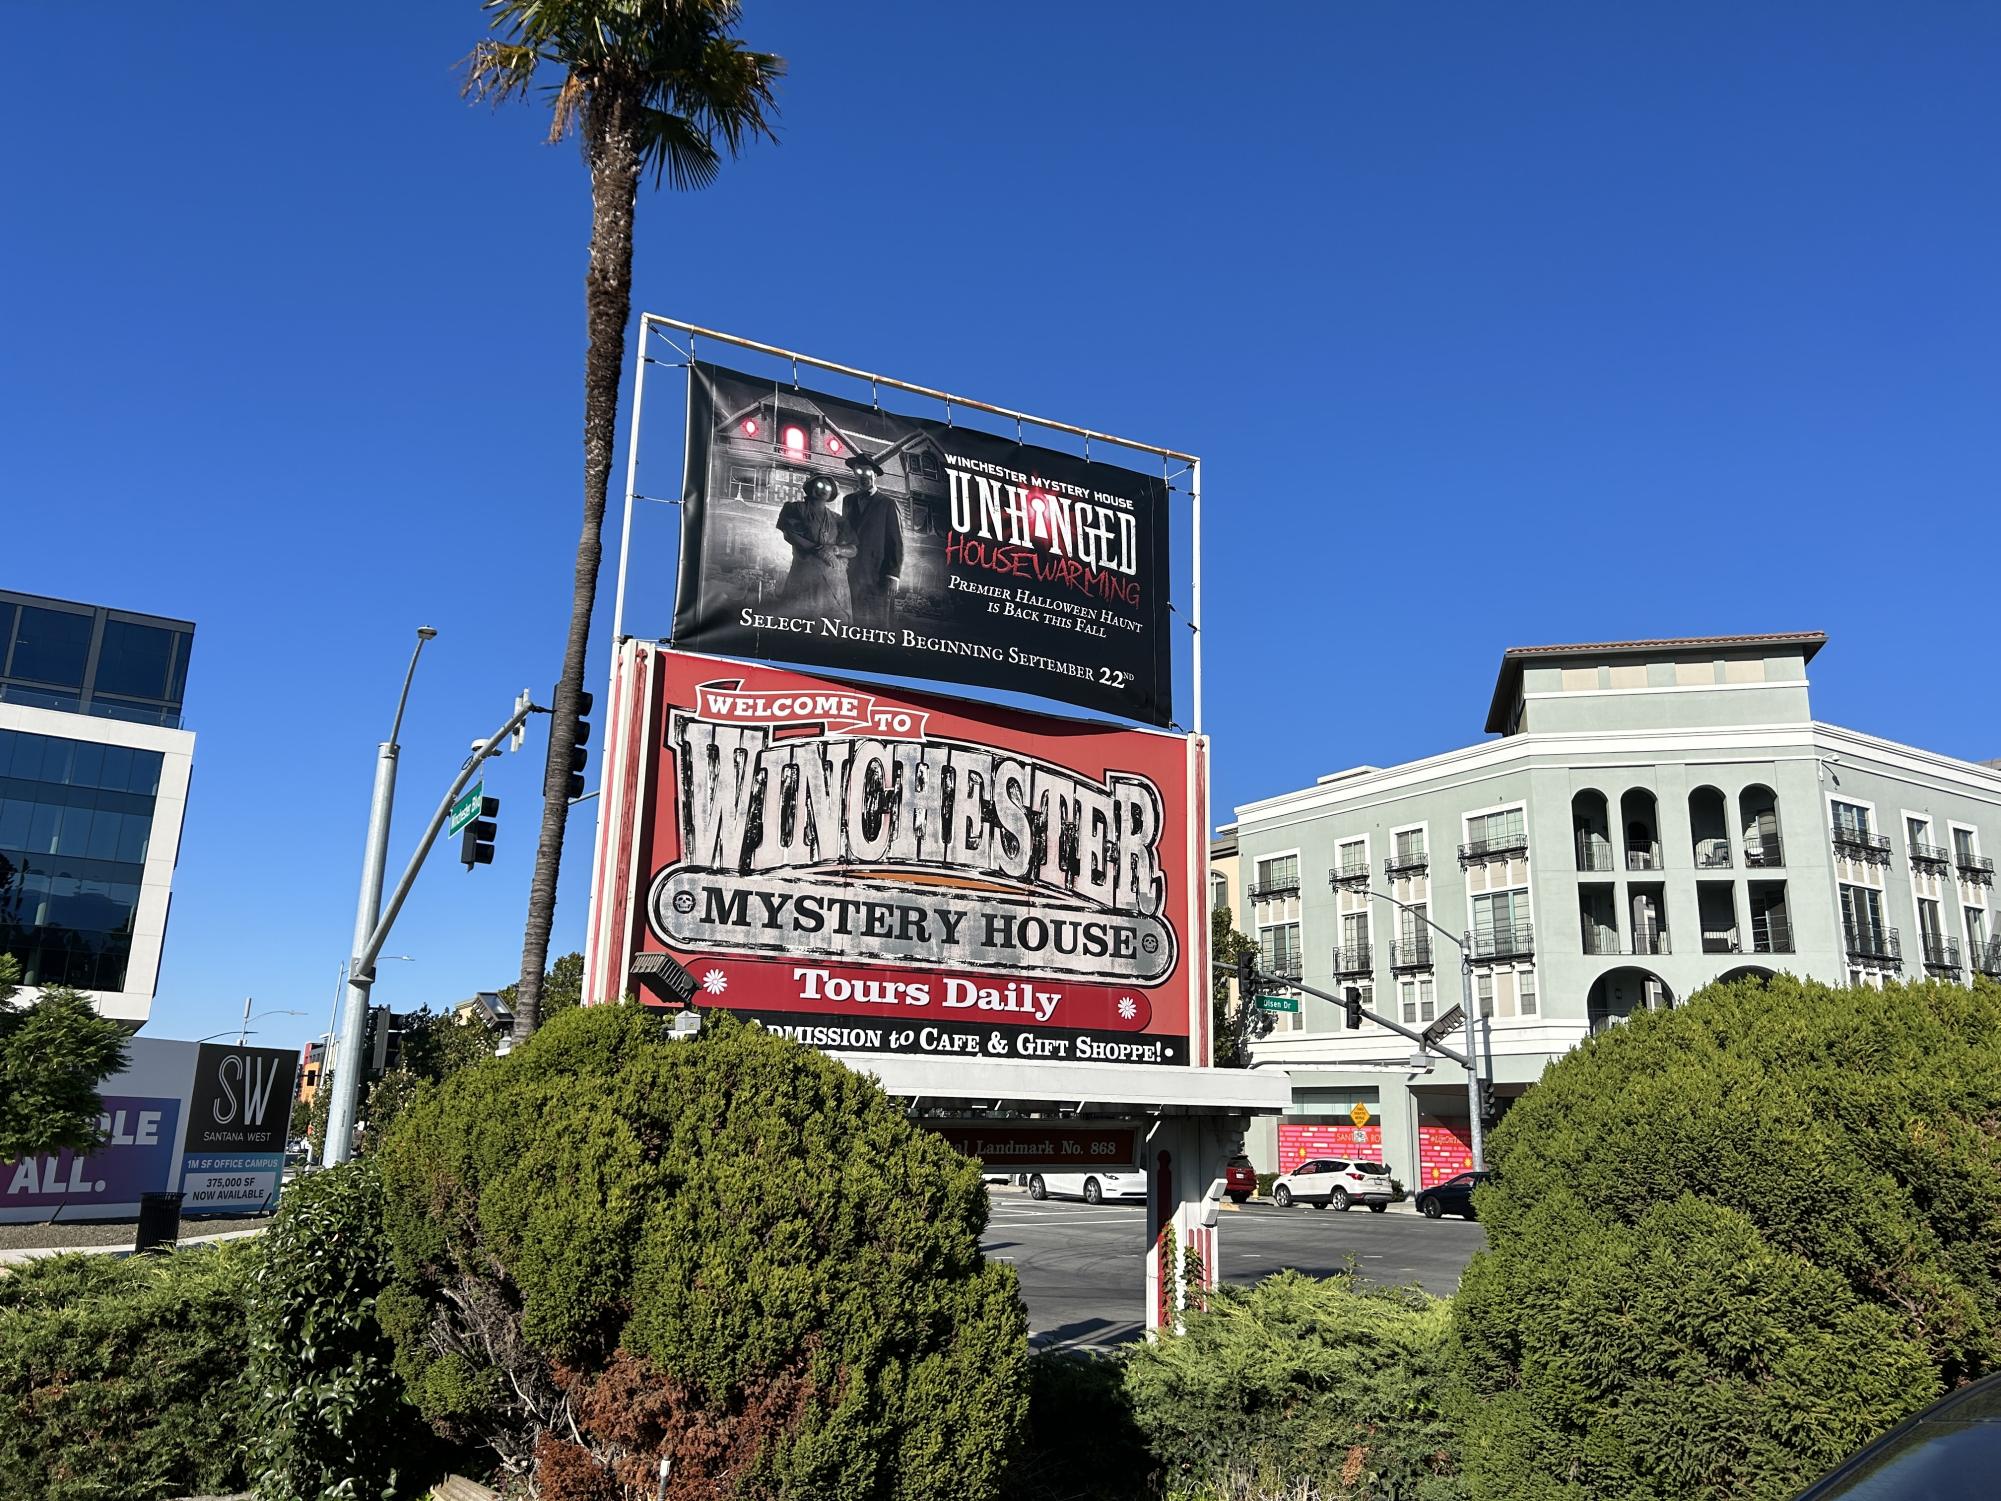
[1210,873,1227,911]
[1841,886,1887,950]
[6,606,92,688]
[1832,801,1872,837]
[1468,808,1526,849]
[1518,969,1537,1016]
[1256,854,1299,894]
[1969,908,1988,948]
[728,467,758,502]
[1908,815,1930,850]
[0,727,163,993]
[1401,902,1429,944]
[1476,973,1494,1018]
[1341,913,1369,949]
[1335,839,1367,879]
[93,621,177,700]
[1472,890,1527,939]
[1260,922,1301,975]
[1399,975,1435,1025]
[1918,898,1945,944]
[1955,827,1979,864]
[1394,828,1426,863]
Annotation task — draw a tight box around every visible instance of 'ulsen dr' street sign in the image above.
[448,780,485,837]
[1257,995,1298,1013]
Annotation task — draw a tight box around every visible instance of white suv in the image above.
[1271,1157,1393,1212]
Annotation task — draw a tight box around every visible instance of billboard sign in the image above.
[670,363,1175,727]
[181,1042,297,1212]
[1,1096,183,1213]
[589,645,1201,1066]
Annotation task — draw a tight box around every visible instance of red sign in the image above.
[1277,1122,1385,1173]
[585,645,1202,1065]
[931,1124,1138,1168]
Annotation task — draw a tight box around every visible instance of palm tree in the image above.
[465,0,783,1042]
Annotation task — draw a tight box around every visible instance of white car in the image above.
[1026,1171,1146,1205]
[1271,1157,1393,1212]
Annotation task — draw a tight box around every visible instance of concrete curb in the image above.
[0,1226,266,1268]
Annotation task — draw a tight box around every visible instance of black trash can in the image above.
[135,1191,183,1254]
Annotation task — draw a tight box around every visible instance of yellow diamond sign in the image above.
[1349,1102,1371,1128]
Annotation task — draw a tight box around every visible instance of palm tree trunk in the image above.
[514,102,641,1043]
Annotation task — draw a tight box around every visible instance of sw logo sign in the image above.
[188,1044,298,1153]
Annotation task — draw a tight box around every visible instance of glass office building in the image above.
[0,591,196,1024]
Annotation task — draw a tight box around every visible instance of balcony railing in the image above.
[1390,937,1433,970]
[1922,935,1962,974]
[1460,835,1529,866]
[1581,928,1670,957]
[1958,852,1996,884]
[1975,939,2001,977]
[1468,923,1534,961]
[1626,844,1663,872]
[1909,841,1953,870]
[1332,942,1373,977]
[1744,839,1785,868]
[1844,923,1901,963]
[1694,842,1733,869]
[1329,861,1371,887]
[1383,851,1429,878]
[1750,917,1795,955]
[1700,930,1740,955]
[1832,827,1892,863]
[1251,878,1300,901]
[1266,956,1303,981]
[1575,838,1614,872]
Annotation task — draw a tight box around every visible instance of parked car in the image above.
[1414,1170,1493,1219]
[1792,1371,2001,1500]
[1271,1158,1392,1211]
[1225,1156,1257,1204]
[1027,1171,1146,1205]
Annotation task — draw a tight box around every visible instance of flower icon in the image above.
[1116,996,1138,1021]
[701,969,728,996]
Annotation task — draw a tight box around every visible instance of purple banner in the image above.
[0,1096,182,1210]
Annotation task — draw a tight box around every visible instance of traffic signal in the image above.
[460,796,498,869]
[1343,985,1364,1030]
[1479,1079,1499,1127]
[565,690,594,801]
[1235,948,1258,1000]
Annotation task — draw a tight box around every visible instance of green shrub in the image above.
[1254,1172,1277,1200]
[1453,974,2001,1501]
[247,1158,436,1501]
[1124,1269,1464,1501]
[376,1004,1029,1500]
[0,1242,254,1501]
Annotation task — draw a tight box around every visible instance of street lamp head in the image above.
[417,626,438,641]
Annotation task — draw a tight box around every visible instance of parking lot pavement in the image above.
[982,1192,1485,1352]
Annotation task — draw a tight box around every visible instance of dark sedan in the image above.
[1793,1373,2001,1499]
[1414,1170,1493,1220]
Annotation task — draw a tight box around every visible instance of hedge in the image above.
[1453,974,2001,1501]
[0,1242,255,1501]
[375,1004,1030,1500]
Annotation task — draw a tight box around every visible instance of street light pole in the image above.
[1361,886,1486,1173]
[324,627,436,1168]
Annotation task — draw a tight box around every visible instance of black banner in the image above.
[187,1043,298,1154]
[671,362,1175,726]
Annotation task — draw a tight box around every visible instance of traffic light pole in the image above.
[1355,886,1485,1173]
[322,694,545,1167]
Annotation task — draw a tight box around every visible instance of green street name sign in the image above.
[448,781,485,837]
[1257,994,1299,1013]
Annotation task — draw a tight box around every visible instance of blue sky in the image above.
[4,3,1996,1050]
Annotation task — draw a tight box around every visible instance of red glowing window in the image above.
[782,425,807,455]
[739,418,759,438]
[825,434,845,456]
